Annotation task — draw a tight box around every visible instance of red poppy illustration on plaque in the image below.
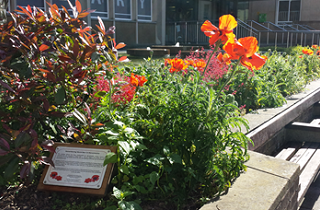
[85,178,92,183]
[92,175,99,182]
[50,172,62,181]
[84,175,99,183]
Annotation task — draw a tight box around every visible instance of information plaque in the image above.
[37,143,117,196]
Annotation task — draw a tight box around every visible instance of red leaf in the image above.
[118,56,128,62]
[0,80,15,93]
[41,140,55,153]
[76,0,82,13]
[39,44,49,52]
[0,137,10,151]
[20,162,31,179]
[37,68,50,73]
[40,157,55,167]
[116,42,126,50]
[0,149,9,156]
[17,6,33,20]
[73,40,80,59]
[27,5,32,13]
[78,12,89,19]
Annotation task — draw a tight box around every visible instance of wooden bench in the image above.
[275,141,320,204]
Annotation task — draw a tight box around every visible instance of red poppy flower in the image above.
[302,48,313,55]
[50,172,58,179]
[85,178,92,183]
[92,175,99,182]
[201,15,237,45]
[55,176,62,181]
[317,50,320,56]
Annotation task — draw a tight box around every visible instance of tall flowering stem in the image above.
[201,40,222,77]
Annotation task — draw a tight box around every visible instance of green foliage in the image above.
[2,1,320,209]
[228,48,320,111]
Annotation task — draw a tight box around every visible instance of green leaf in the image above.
[15,132,32,148]
[0,153,15,167]
[120,165,129,175]
[163,146,170,155]
[55,87,66,104]
[149,171,160,186]
[94,91,107,98]
[4,156,20,180]
[91,51,100,62]
[103,205,117,210]
[118,201,142,210]
[103,152,117,166]
[168,154,182,164]
[112,186,122,200]
[119,141,131,154]
[145,154,164,166]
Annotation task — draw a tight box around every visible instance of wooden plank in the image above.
[289,142,312,163]
[298,148,320,204]
[276,148,296,160]
[296,143,319,171]
[275,142,302,160]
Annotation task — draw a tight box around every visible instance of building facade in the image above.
[9,0,318,47]
[249,0,320,29]
[7,0,166,47]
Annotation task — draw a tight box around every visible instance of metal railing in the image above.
[165,19,320,47]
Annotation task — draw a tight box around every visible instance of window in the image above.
[16,0,44,10]
[114,0,131,20]
[138,0,151,21]
[91,0,108,19]
[52,0,75,10]
[278,0,300,22]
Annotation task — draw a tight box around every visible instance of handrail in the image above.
[264,21,287,31]
[247,20,271,31]
[237,19,260,33]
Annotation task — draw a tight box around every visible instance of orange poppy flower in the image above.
[217,52,231,65]
[130,73,139,86]
[302,48,313,55]
[317,50,320,56]
[201,14,237,45]
[130,73,147,86]
[312,45,318,49]
[135,74,148,86]
[166,58,188,73]
[241,53,267,71]
[223,36,266,71]
[184,59,195,66]
[193,59,206,71]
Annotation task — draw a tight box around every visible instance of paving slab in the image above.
[201,167,291,210]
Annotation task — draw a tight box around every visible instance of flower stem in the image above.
[202,41,221,77]
[205,58,241,123]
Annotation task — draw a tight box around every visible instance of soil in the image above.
[0,182,202,210]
